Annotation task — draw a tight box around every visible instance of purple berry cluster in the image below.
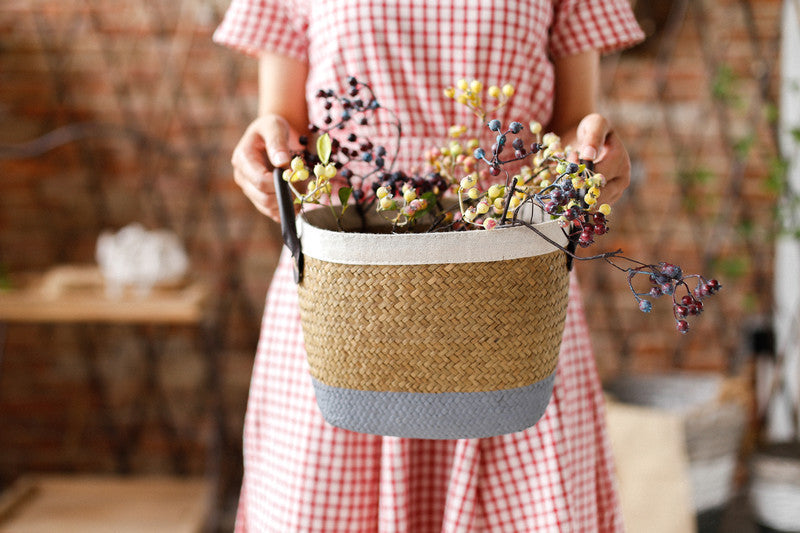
[627,262,722,334]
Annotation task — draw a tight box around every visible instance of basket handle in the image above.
[564,159,595,271]
[274,167,304,283]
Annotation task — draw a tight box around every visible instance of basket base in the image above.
[311,373,556,440]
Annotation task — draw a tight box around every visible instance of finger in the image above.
[575,113,611,162]
[236,170,280,221]
[232,130,271,189]
[234,165,275,196]
[597,176,626,205]
[251,114,292,169]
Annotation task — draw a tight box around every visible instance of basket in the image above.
[606,373,747,515]
[749,442,800,532]
[276,171,571,439]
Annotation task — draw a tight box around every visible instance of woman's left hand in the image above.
[573,113,631,205]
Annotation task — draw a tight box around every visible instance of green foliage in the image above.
[316,133,332,165]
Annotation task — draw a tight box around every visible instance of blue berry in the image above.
[473,147,486,159]
[488,119,502,132]
[639,300,653,313]
[509,121,523,134]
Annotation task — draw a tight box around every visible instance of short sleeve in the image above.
[549,0,645,58]
[213,0,309,62]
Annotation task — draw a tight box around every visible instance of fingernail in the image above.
[580,146,597,160]
[273,151,290,167]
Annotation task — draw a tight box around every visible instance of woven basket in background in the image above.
[606,373,747,516]
[749,442,800,532]
[295,206,570,439]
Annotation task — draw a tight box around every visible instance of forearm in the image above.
[258,53,310,136]
[547,50,600,145]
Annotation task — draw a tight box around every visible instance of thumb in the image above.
[575,113,611,162]
[251,114,292,168]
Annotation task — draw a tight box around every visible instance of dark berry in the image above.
[649,287,663,298]
[677,320,690,334]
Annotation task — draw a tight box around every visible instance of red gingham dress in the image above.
[214,2,643,531]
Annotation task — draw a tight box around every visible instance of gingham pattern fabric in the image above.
[214,2,643,531]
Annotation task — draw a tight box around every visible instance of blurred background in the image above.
[0,0,797,532]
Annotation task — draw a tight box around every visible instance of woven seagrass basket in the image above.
[276,172,570,439]
[606,373,747,518]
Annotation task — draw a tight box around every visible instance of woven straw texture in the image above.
[298,251,569,393]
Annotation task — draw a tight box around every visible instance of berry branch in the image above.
[279,76,721,333]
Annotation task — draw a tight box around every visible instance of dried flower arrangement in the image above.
[278,77,720,334]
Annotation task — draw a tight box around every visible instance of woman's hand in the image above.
[231,114,293,223]
[574,113,631,206]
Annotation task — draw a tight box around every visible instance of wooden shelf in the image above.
[0,475,212,533]
[0,265,210,325]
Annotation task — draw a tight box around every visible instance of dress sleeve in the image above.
[548,0,645,58]
[213,0,309,62]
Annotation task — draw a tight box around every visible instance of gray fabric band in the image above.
[311,373,556,440]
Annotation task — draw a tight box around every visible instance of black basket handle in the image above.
[274,168,304,283]
[565,159,595,272]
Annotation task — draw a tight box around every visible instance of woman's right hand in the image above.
[231,113,294,223]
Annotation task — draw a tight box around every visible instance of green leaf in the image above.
[733,134,755,159]
[765,156,788,193]
[338,186,352,207]
[791,127,800,144]
[317,133,332,165]
[712,64,736,102]
[712,256,750,279]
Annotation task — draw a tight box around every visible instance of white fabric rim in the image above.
[297,207,568,266]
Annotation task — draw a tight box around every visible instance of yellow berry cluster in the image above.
[443,79,515,122]
[282,156,336,203]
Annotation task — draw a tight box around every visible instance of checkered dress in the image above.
[214,2,643,531]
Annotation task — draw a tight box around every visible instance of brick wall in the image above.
[0,0,784,524]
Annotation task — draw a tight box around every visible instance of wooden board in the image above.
[0,265,209,324]
[0,476,212,533]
